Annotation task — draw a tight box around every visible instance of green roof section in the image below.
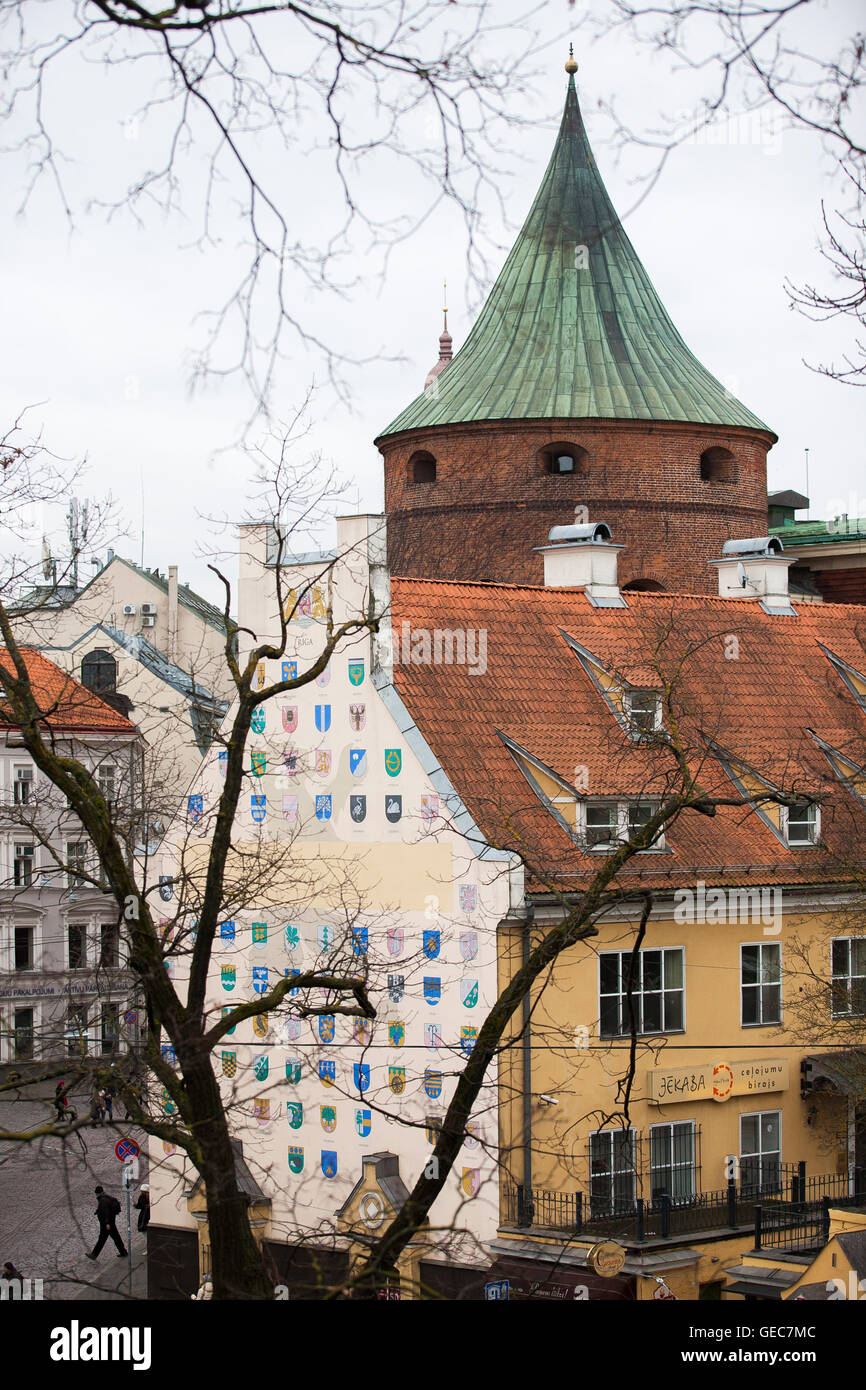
[380,74,771,438]
[771,520,866,547]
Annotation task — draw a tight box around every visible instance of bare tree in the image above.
[0,2,543,413]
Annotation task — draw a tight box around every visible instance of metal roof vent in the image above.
[711,535,795,613]
[721,536,784,558]
[535,518,626,607]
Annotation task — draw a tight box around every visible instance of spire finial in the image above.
[565,43,578,76]
[443,277,448,334]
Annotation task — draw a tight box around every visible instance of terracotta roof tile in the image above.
[0,648,138,734]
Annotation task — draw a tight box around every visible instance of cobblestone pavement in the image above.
[0,1098,149,1301]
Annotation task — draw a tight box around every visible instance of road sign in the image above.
[653,1281,677,1301]
[123,1010,137,1026]
[115,1137,140,1162]
[121,1158,139,1186]
[485,1280,509,1301]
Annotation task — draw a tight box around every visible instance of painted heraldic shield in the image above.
[251,705,266,734]
[318,1014,335,1044]
[284,923,300,951]
[353,1062,370,1094]
[423,977,441,1005]
[281,705,298,734]
[461,1168,481,1198]
[320,1105,337,1133]
[188,795,203,823]
[460,931,478,962]
[285,1058,302,1084]
[461,979,479,1009]
[352,926,368,955]
[424,1069,443,1100]
[385,795,402,823]
[424,1023,442,1049]
[349,703,366,731]
[388,973,404,1003]
[314,704,331,733]
[319,1059,336,1087]
[349,748,367,779]
[350,794,366,822]
[315,795,332,821]
[355,1108,372,1137]
[388,1021,405,1049]
[387,927,403,957]
[251,794,266,823]
[221,1051,237,1078]
[353,1017,373,1045]
[252,966,268,995]
[348,659,365,686]
[287,1101,303,1129]
[388,1067,406,1095]
[252,922,268,948]
[282,660,297,682]
[288,1145,304,1174]
[423,930,440,960]
[460,1026,478,1057]
[158,875,173,901]
[251,750,266,776]
[253,1013,269,1039]
[220,920,236,942]
[254,1098,270,1126]
[315,749,331,780]
[384,749,402,777]
[221,964,236,992]
[253,1054,269,1081]
[282,794,299,822]
[321,1150,338,1179]
[316,666,331,688]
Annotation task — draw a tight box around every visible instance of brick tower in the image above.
[376,54,777,592]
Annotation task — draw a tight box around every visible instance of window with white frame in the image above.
[98,762,116,807]
[741,943,781,1025]
[65,1004,89,1058]
[66,842,86,889]
[14,925,35,971]
[625,689,662,736]
[68,922,87,970]
[101,1005,120,1054]
[599,947,684,1036]
[582,800,665,851]
[13,1007,35,1060]
[831,937,866,1017]
[650,1121,696,1204]
[13,843,34,888]
[13,766,33,805]
[589,1128,636,1215]
[100,922,120,969]
[740,1110,781,1194]
[785,800,819,845]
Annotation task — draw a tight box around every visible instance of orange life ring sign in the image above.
[712,1062,734,1101]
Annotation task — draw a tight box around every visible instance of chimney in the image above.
[711,537,796,614]
[168,565,179,658]
[535,522,626,607]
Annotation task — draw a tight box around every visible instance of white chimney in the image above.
[711,537,796,613]
[535,522,626,607]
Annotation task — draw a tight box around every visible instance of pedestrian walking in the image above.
[54,1082,69,1123]
[90,1085,104,1127]
[103,1088,114,1122]
[134,1184,150,1232]
[86,1186,127,1260]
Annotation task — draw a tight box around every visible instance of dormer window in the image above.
[582,800,665,852]
[586,804,618,848]
[626,690,661,736]
[81,649,117,695]
[785,801,819,846]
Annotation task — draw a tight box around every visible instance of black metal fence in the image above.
[504,1164,866,1247]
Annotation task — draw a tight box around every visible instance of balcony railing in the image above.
[504,1164,866,1247]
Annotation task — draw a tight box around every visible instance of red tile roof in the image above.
[0,648,138,734]
[389,579,866,891]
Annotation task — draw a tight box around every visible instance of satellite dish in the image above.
[736,561,747,588]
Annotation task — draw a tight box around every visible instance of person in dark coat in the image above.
[54,1082,69,1123]
[86,1186,127,1259]
[2,1261,23,1281]
[134,1184,150,1232]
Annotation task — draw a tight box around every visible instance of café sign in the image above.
[648,1058,789,1104]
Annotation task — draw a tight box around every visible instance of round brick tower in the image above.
[376,57,776,592]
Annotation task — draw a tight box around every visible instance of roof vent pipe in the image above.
[710,536,796,613]
[534,520,626,608]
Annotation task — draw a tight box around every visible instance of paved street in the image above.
[0,1099,148,1301]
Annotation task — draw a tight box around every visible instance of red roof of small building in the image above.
[389,579,866,891]
[0,648,138,735]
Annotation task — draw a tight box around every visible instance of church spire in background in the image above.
[424,279,453,389]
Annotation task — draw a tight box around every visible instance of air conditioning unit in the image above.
[140,603,156,615]
[122,604,136,616]
[142,615,156,628]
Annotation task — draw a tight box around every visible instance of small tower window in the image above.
[540,442,588,476]
[81,649,117,694]
[700,447,735,482]
[409,451,437,484]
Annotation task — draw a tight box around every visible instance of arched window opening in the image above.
[700,446,735,483]
[622,579,665,594]
[409,451,437,484]
[81,649,117,695]
[540,442,589,476]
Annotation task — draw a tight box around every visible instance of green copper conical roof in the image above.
[380,74,771,438]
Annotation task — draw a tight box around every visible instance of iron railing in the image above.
[505,1164,865,1247]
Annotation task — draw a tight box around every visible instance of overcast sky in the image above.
[2,0,862,605]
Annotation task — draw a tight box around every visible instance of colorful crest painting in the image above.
[320,1105,337,1134]
[253,1098,270,1126]
[253,1013,269,1039]
[315,795,332,821]
[252,922,268,948]
[388,1067,406,1095]
[318,1014,335,1044]
[349,748,367,779]
[286,1101,303,1129]
[284,923,300,951]
[386,927,404,957]
[460,931,478,962]
[460,1026,478,1058]
[461,1168,481,1198]
[220,1006,236,1035]
[317,924,333,953]
[281,705,298,734]
[349,703,366,731]
[221,1050,237,1078]
[423,1068,443,1100]
[251,705,266,734]
[158,875,173,901]
[282,748,299,777]
[285,968,301,996]
[348,660,365,687]
[388,1020,405,1049]
[421,794,439,820]
[282,794,299,822]
[281,660,298,682]
[285,1058,302,1084]
[217,750,228,778]
[353,1062,370,1094]
[352,1017,373,1046]
[423,930,440,960]
[319,1059,336,1087]
[283,1016,301,1042]
[253,1054,269,1081]
[424,1023,442,1049]
[315,749,331,780]
[423,977,441,1005]
[459,884,478,914]
[321,1150,338,1179]
[315,666,331,688]
[220,920,236,943]
[221,964,236,992]
[464,1120,483,1151]
[252,965,268,994]
[314,704,331,733]
[355,1108,372,1137]
[352,926,368,956]
[350,794,366,822]
[251,794,266,823]
[384,749,402,777]
[251,750,266,776]
[387,973,404,1003]
[288,1145,304,1174]
[188,794,203,823]
[385,795,402,823]
[461,979,479,1009]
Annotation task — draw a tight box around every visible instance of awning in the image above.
[485,1256,635,1302]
